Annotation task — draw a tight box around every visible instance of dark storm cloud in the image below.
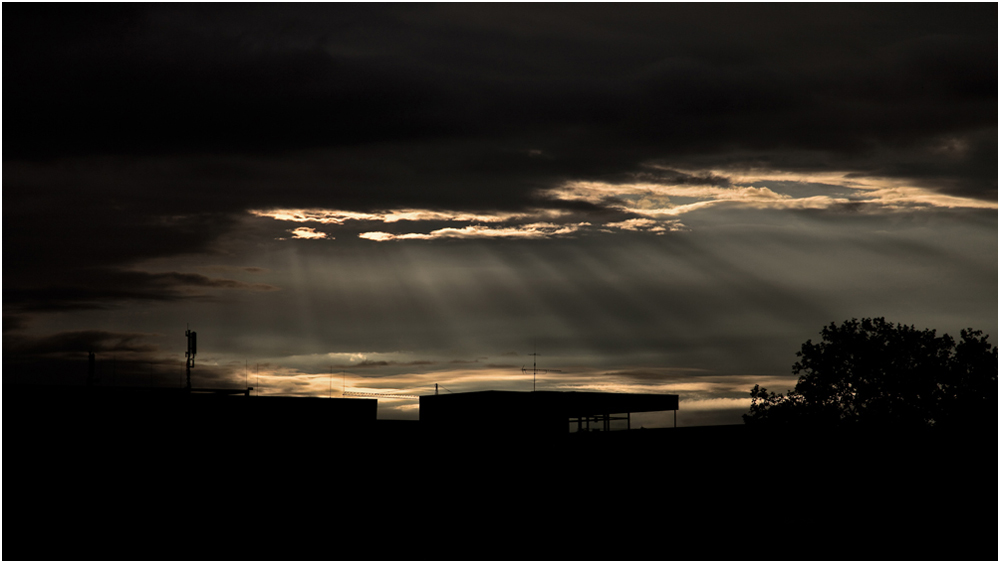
[2,328,175,386]
[3,315,29,333]
[3,326,253,390]
[5,266,278,313]
[6,3,995,242]
[5,4,475,159]
[6,329,158,356]
[627,169,733,188]
[196,265,271,276]
[4,4,995,337]
[7,4,994,186]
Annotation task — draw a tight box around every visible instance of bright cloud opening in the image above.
[251,207,568,225]
[251,167,996,244]
[359,222,590,241]
[547,169,997,217]
[289,227,329,239]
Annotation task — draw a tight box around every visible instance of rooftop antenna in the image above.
[522,347,547,392]
[245,360,254,397]
[185,327,197,392]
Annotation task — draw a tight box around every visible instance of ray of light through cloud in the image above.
[5,4,995,430]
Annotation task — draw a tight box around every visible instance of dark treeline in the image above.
[744,317,997,428]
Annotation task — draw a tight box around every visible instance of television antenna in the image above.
[523,350,546,392]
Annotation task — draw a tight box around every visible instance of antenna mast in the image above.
[185,328,197,391]
[522,349,547,392]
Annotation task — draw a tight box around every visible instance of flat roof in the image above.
[420,390,678,418]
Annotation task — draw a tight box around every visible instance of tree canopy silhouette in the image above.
[744,318,997,428]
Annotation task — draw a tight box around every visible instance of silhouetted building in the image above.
[420,390,679,437]
[9,384,378,443]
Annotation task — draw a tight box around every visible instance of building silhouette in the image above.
[420,390,679,437]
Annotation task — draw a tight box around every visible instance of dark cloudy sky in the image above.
[5,4,996,426]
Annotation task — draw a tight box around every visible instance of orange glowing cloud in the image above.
[289,226,329,239]
[359,222,590,241]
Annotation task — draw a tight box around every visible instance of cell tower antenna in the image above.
[185,328,197,391]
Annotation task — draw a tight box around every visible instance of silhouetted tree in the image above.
[744,318,997,428]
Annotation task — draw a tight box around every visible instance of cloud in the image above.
[6,5,994,201]
[5,269,279,313]
[548,182,792,205]
[197,265,271,275]
[289,227,329,240]
[680,397,753,412]
[246,165,995,247]
[4,315,29,333]
[6,330,161,356]
[0,329,208,387]
[3,4,994,410]
[602,368,710,382]
[604,218,684,233]
[547,172,997,220]
[254,207,587,241]
[251,208,540,225]
[860,186,999,210]
[352,360,435,368]
[358,223,591,241]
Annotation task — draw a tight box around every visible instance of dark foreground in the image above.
[5,388,995,561]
